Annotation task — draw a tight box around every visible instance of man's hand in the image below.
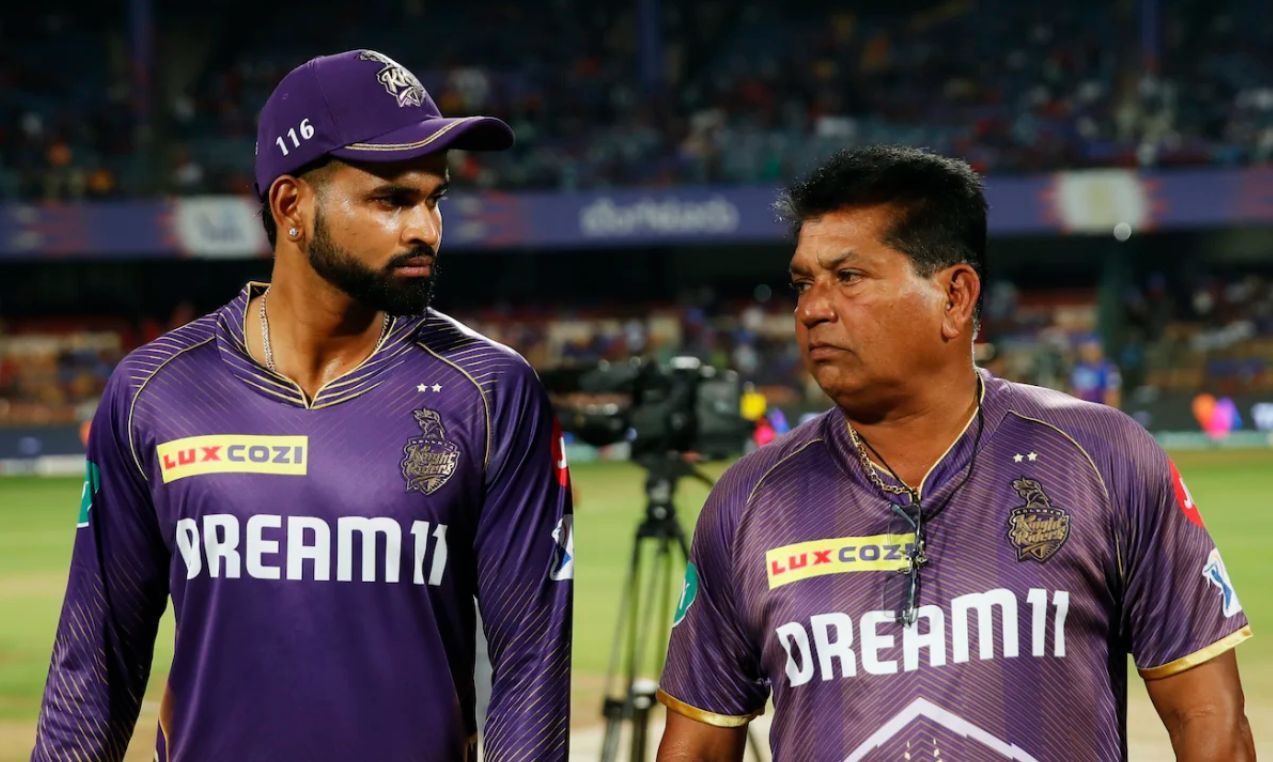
[1144,650,1255,761]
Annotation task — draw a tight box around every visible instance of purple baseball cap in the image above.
[253,50,514,197]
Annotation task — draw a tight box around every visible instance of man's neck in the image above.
[247,271,388,400]
[844,367,981,492]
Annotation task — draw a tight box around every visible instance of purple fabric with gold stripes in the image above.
[33,284,573,761]
[659,371,1249,761]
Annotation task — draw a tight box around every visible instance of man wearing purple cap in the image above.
[33,50,573,762]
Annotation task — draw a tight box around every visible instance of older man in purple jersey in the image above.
[32,50,573,762]
[657,146,1253,761]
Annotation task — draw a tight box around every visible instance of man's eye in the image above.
[837,270,861,283]
[789,281,810,294]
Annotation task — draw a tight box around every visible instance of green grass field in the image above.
[1,451,1269,760]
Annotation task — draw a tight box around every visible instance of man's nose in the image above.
[402,205,441,251]
[796,281,836,328]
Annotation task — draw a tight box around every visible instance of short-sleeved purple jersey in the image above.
[659,370,1249,761]
[33,284,573,762]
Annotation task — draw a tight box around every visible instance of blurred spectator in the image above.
[4,1,1273,199]
[6,269,1273,427]
[1070,335,1123,407]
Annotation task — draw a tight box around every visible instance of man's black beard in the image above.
[306,211,436,317]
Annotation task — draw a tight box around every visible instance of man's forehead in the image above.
[335,155,450,187]
[792,220,882,266]
[799,205,896,243]
[789,208,918,275]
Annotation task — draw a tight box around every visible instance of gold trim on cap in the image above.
[656,689,760,728]
[344,118,473,151]
[1139,626,1253,680]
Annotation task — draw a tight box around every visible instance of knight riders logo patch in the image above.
[359,50,426,108]
[1006,478,1071,562]
[401,408,460,495]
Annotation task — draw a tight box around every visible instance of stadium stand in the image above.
[3,1,1271,199]
[5,270,1272,428]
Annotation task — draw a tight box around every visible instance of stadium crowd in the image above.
[3,0,1271,199]
[5,272,1273,427]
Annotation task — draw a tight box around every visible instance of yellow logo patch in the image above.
[156,435,308,483]
[766,533,914,589]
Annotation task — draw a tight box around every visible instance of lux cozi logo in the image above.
[765,533,914,590]
[157,435,308,483]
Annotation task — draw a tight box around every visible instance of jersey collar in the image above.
[826,368,1011,505]
[214,282,429,409]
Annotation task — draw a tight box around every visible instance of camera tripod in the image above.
[599,453,763,762]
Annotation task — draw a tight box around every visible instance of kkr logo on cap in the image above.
[359,50,426,108]
[156,435,308,483]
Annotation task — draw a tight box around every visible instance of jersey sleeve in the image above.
[32,370,170,761]
[1115,431,1251,679]
[657,464,769,726]
[473,360,573,761]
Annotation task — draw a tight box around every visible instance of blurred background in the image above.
[1,0,1271,759]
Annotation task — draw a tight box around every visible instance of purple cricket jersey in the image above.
[33,283,574,762]
[659,370,1250,761]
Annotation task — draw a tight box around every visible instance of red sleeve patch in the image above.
[1168,459,1205,528]
[551,417,570,487]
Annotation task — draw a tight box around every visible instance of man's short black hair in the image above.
[775,145,987,320]
[259,158,334,249]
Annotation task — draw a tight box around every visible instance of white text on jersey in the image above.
[175,514,450,585]
[775,588,1070,685]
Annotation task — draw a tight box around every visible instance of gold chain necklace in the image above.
[846,377,984,502]
[258,287,390,373]
[847,424,917,499]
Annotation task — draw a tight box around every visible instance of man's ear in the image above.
[269,174,316,244]
[940,263,980,340]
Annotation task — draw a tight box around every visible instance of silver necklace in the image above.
[258,288,390,373]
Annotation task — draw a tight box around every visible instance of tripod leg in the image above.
[600,527,647,762]
[649,530,680,682]
[630,694,650,762]
[600,714,624,762]
[605,530,643,696]
[645,534,684,761]
[632,537,671,692]
[630,534,675,762]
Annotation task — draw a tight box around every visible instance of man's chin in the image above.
[811,367,869,404]
[369,279,433,317]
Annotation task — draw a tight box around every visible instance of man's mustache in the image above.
[385,248,437,269]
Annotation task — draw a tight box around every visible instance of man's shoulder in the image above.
[713,411,833,507]
[415,311,532,375]
[407,310,547,417]
[997,378,1164,483]
[1001,379,1146,438]
[108,313,222,404]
